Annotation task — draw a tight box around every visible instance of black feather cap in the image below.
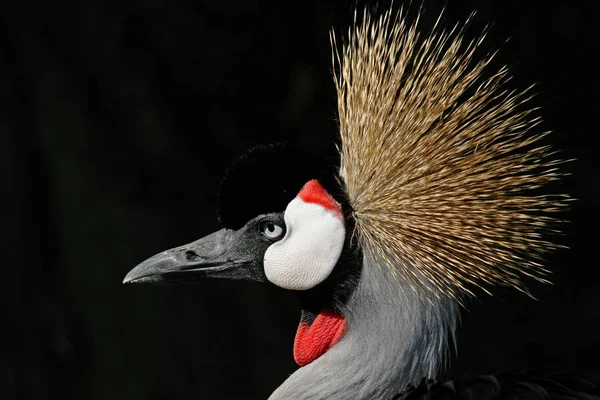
[217,143,344,230]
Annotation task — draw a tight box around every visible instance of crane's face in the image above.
[123,145,348,292]
[123,179,346,289]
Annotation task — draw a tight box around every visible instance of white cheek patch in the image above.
[264,181,345,290]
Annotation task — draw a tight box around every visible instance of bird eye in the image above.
[259,220,285,241]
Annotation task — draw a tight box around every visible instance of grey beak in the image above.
[123,228,265,284]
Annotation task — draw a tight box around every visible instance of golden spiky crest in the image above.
[332,9,569,300]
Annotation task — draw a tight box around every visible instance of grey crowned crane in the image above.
[123,8,599,400]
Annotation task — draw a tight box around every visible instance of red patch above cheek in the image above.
[293,310,346,367]
[298,180,343,220]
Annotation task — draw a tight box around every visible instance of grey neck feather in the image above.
[269,251,459,400]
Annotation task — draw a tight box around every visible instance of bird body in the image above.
[397,371,600,399]
[270,255,458,399]
[123,7,596,399]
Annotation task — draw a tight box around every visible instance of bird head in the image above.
[123,143,355,292]
[123,143,363,366]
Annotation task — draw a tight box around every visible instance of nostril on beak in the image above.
[185,250,201,261]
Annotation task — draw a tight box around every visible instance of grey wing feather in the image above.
[393,371,600,400]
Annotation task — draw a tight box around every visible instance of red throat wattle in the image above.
[293,310,346,367]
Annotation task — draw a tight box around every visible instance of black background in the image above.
[1,0,598,399]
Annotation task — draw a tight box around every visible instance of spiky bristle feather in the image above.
[332,9,570,299]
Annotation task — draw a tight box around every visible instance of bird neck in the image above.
[269,252,459,400]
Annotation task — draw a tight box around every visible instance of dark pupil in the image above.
[267,223,275,232]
